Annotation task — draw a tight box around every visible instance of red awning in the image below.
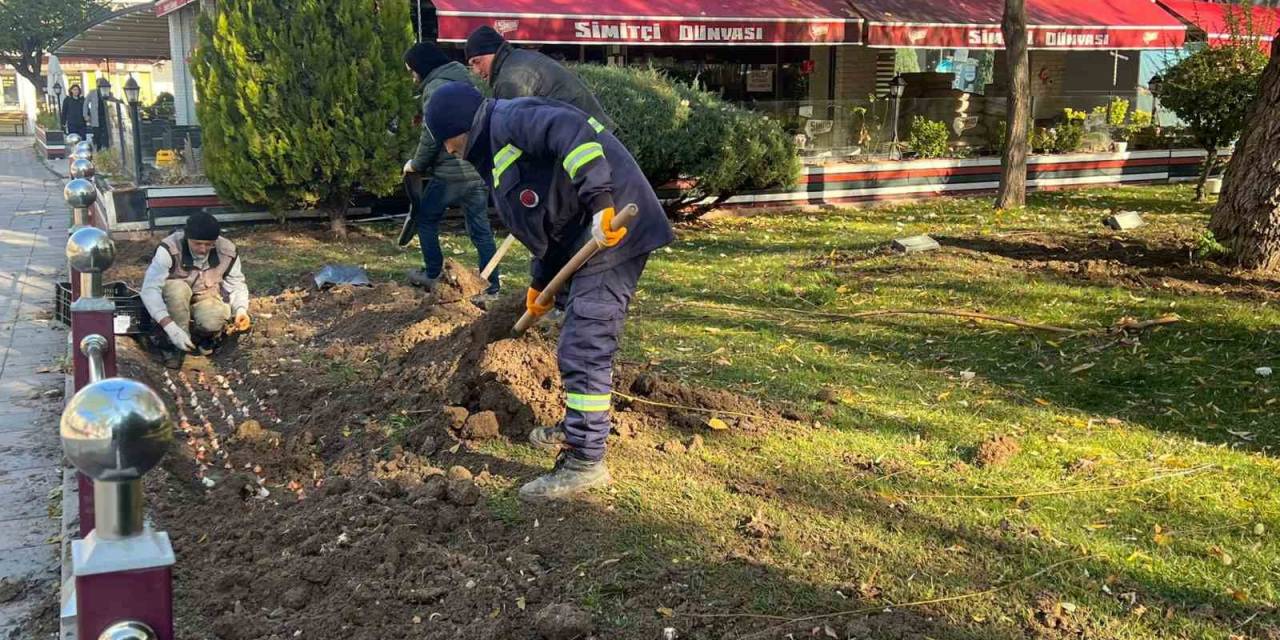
[859,0,1186,50]
[434,0,863,46]
[1159,0,1279,45]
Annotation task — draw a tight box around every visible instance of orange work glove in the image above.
[233,311,252,332]
[591,207,627,247]
[526,288,553,318]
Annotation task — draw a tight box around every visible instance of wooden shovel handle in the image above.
[512,204,639,336]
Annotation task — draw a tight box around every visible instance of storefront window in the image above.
[901,49,996,94]
[0,75,19,107]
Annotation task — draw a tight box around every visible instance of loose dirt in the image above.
[974,435,1021,468]
[109,255,808,640]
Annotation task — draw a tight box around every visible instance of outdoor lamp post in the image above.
[1147,74,1163,134]
[124,76,143,182]
[53,80,64,128]
[888,75,907,160]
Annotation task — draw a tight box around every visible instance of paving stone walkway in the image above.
[0,136,70,638]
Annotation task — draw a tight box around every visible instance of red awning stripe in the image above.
[1159,0,1279,43]
[435,0,862,45]
[858,0,1187,49]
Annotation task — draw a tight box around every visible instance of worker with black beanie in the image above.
[140,212,251,368]
[400,41,501,299]
[464,26,616,132]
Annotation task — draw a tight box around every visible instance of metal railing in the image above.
[743,92,1170,161]
[58,146,175,640]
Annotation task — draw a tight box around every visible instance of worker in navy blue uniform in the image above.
[426,81,675,501]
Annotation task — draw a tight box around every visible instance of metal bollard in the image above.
[65,177,98,238]
[70,158,96,180]
[62,378,174,640]
[65,134,83,165]
[66,226,117,537]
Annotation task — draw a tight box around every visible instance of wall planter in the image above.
[36,125,66,160]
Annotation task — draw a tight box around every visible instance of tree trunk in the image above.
[996,0,1030,210]
[1209,45,1280,270]
[1194,149,1215,202]
[327,203,349,238]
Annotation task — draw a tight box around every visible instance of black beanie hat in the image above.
[426,81,484,144]
[185,211,220,241]
[464,26,505,60]
[403,42,451,78]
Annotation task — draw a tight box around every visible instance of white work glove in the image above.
[590,207,627,247]
[402,159,415,175]
[164,323,195,352]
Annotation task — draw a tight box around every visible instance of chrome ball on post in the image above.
[70,149,93,163]
[74,140,94,155]
[64,178,98,210]
[97,620,158,640]
[65,226,116,274]
[65,133,83,148]
[61,378,172,483]
[69,158,96,180]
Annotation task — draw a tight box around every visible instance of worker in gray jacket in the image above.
[464,27,616,133]
[140,212,250,368]
[402,42,500,298]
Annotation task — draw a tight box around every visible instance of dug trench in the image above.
[111,258,819,640]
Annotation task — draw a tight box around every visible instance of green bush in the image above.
[142,92,175,121]
[576,64,799,216]
[1107,97,1130,128]
[907,116,950,158]
[193,0,416,234]
[36,110,59,129]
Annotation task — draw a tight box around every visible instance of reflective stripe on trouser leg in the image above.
[558,253,650,461]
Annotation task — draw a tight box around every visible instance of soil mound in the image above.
[113,257,796,639]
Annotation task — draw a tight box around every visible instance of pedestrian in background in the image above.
[61,84,87,139]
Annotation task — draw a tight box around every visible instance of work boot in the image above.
[518,452,611,501]
[406,269,438,292]
[528,424,568,452]
[470,291,501,309]
[160,347,184,370]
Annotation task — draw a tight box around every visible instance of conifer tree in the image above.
[193,0,416,235]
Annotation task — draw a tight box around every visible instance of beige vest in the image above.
[160,232,238,297]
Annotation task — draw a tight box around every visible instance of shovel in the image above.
[512,203,638,336]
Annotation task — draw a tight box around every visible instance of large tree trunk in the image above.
[1209,44,1280,270]
[996,0,1030,210]
[327,203,349,238]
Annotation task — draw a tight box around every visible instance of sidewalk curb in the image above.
[57,341,76,640]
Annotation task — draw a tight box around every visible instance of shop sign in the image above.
[437,14,862,45]
[746,69,773,92]
[155,0,197,17]
[867,23,1183,49]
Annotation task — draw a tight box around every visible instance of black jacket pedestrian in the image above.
[490,43,616,132]
[61,95,87,136]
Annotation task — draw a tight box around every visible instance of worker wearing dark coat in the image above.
[426,81,674,500]
[464,26,616,132]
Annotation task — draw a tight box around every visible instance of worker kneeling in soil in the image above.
[141,212,251,368]
[426,82,675,500]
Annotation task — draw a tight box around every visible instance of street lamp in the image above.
[124,75,143,182]
[53,80,64,129]
[888,75,907,160]
[1147,74,1163,133]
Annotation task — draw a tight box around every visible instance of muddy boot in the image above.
[518,452,611,501]
[161,347,185,370]
[528,424,568,452]
[470,292,501,309]
[406,269,438,292]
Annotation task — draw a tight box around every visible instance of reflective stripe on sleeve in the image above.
[562,142,604,180]
[492,143,523,188]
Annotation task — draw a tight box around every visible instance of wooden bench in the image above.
[0,112,27,135]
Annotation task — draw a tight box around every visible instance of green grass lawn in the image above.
[193,185,1279,638]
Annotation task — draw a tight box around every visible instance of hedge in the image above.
[575,65,799,216]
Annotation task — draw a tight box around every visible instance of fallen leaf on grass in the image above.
[706,417,729,431]
[1228,588,1248,602]
[1208,545,1233,566]
[1152,525,1172,546]
[1069,362,1096,374]
[657,607,674,617]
